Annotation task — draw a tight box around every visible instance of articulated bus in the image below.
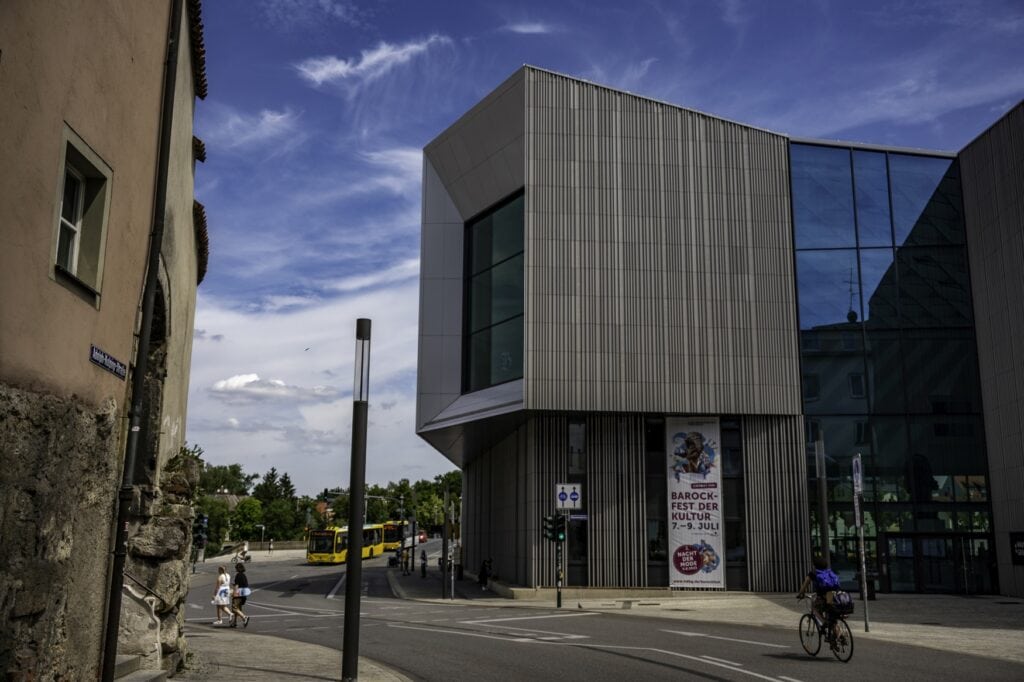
[382,520,409,551]
[306,524,385,564]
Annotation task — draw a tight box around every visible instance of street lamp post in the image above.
[343,319,371,682]
[256,524,265,551]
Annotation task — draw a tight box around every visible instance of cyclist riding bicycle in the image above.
[797,555,841,639]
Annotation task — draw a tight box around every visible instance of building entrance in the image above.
[883,533,996,594]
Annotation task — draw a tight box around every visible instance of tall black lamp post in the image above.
[343,319,371,681]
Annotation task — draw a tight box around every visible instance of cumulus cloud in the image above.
[210,373,341,403]
[295,35,451,87]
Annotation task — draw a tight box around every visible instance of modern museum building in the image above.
[415,66,1024,595]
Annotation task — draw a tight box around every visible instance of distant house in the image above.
[0,1,210,677]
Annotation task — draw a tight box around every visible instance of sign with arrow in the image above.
[555,483,582,510]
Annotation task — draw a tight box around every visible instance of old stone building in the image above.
[0,0,210,677]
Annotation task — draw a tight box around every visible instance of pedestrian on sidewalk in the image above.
[229,563,251,628]
[268,538,273,555]
[420,549,427,578]
[212,566,231,625]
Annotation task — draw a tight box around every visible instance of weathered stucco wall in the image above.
[0,386,121,677]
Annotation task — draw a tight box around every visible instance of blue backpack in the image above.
[813,568,841,592]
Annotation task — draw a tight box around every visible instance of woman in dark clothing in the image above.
[230,563,251,628]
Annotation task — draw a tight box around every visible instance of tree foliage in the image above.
[200,463,257,496]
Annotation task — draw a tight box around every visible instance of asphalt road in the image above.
[186,542,1022,681]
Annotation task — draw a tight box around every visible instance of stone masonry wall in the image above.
[0,384,121,679]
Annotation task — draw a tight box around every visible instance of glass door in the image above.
[886,535,916,592]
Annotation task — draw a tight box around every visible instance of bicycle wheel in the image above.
[230,555,237,564]
[830,618,854,662]
[799,614,821,656]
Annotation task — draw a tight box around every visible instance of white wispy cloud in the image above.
[259,0,361,28]
[200,105,300,149]
[295,35,452,87]
[503,21,554,34]
[326,258,419,293]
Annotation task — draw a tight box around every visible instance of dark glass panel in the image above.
[907,416,985,499]
[491,194,524,264]
[877,507,915,532]
[864,328,905,413]
[902,328,981,414]
[490,254,525,323]
[796,250,862,329]
[859,248,898,328]
[853,151,892,247]
[61,171,80,223]
[896,247,972,328]
[469,214,493,276]
[791,144,856,248]
[804,416,865,501]
[467,328,492,393]
[488,316,523,385]
[469,272,492,333]
[57,224,75,270]
[890,154,964,246]
[867,416,910,502]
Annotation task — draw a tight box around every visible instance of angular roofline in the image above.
[959,98,1024,153]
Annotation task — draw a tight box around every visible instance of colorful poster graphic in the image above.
[666,417,724,589]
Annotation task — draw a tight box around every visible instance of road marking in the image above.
[663,630,789,649]
[575,645,783,681]
[389,623,529,643]
[778,676,804,682]
[701,655,742,667]
[463,612,598,624]
[326,573,346,600]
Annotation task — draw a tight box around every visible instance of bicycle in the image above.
[230,550,252,564]
[798,595,854,662]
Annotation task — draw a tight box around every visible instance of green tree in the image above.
[231,497,263,543]
[263,498,296,541]
[200,463,257,495]
[252,467,281,505]
[434,470,462,498]
[279,472,297,500]
[330,490,350,527]
[196,495,230,549]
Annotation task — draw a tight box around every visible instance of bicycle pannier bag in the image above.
[832,589,854,615]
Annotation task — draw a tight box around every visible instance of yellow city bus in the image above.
[306,524,386,564]
[382,520,408,551]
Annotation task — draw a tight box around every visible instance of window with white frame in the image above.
[53,128,112,298]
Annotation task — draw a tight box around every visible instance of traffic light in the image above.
[542,515,555,541]
[554,515,567,542]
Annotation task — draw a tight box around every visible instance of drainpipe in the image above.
[100,0,184,678]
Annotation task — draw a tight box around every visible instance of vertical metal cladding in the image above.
[742,414,811,591]
[524,68,801,417]
[959,101,1024,597]
[464,414,647,588]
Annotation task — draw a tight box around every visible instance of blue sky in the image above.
[189,0,1024,496]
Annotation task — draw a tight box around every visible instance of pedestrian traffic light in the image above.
[542,515,555,541]
[554,515,567,542]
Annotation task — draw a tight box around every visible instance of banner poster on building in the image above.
[666,417,724,589]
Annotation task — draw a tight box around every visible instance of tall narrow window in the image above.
[53,128,112,299]
[57,167,85,274]
[464,192,524,392]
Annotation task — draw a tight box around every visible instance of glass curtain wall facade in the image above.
[791,143,995,593]
[464,192,525,392]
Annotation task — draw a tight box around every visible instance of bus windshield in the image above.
[308,531,334,553]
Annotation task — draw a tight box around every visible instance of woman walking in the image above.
[229,563,251,628]
[212,566,232,625]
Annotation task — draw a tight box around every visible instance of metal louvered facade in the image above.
[420,66,808,592]
[523,69,801,416]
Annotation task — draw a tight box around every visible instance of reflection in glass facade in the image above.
[791,143,993,593]
[464,193,524,392]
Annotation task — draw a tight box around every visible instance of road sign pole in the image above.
[853,453,870,632]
